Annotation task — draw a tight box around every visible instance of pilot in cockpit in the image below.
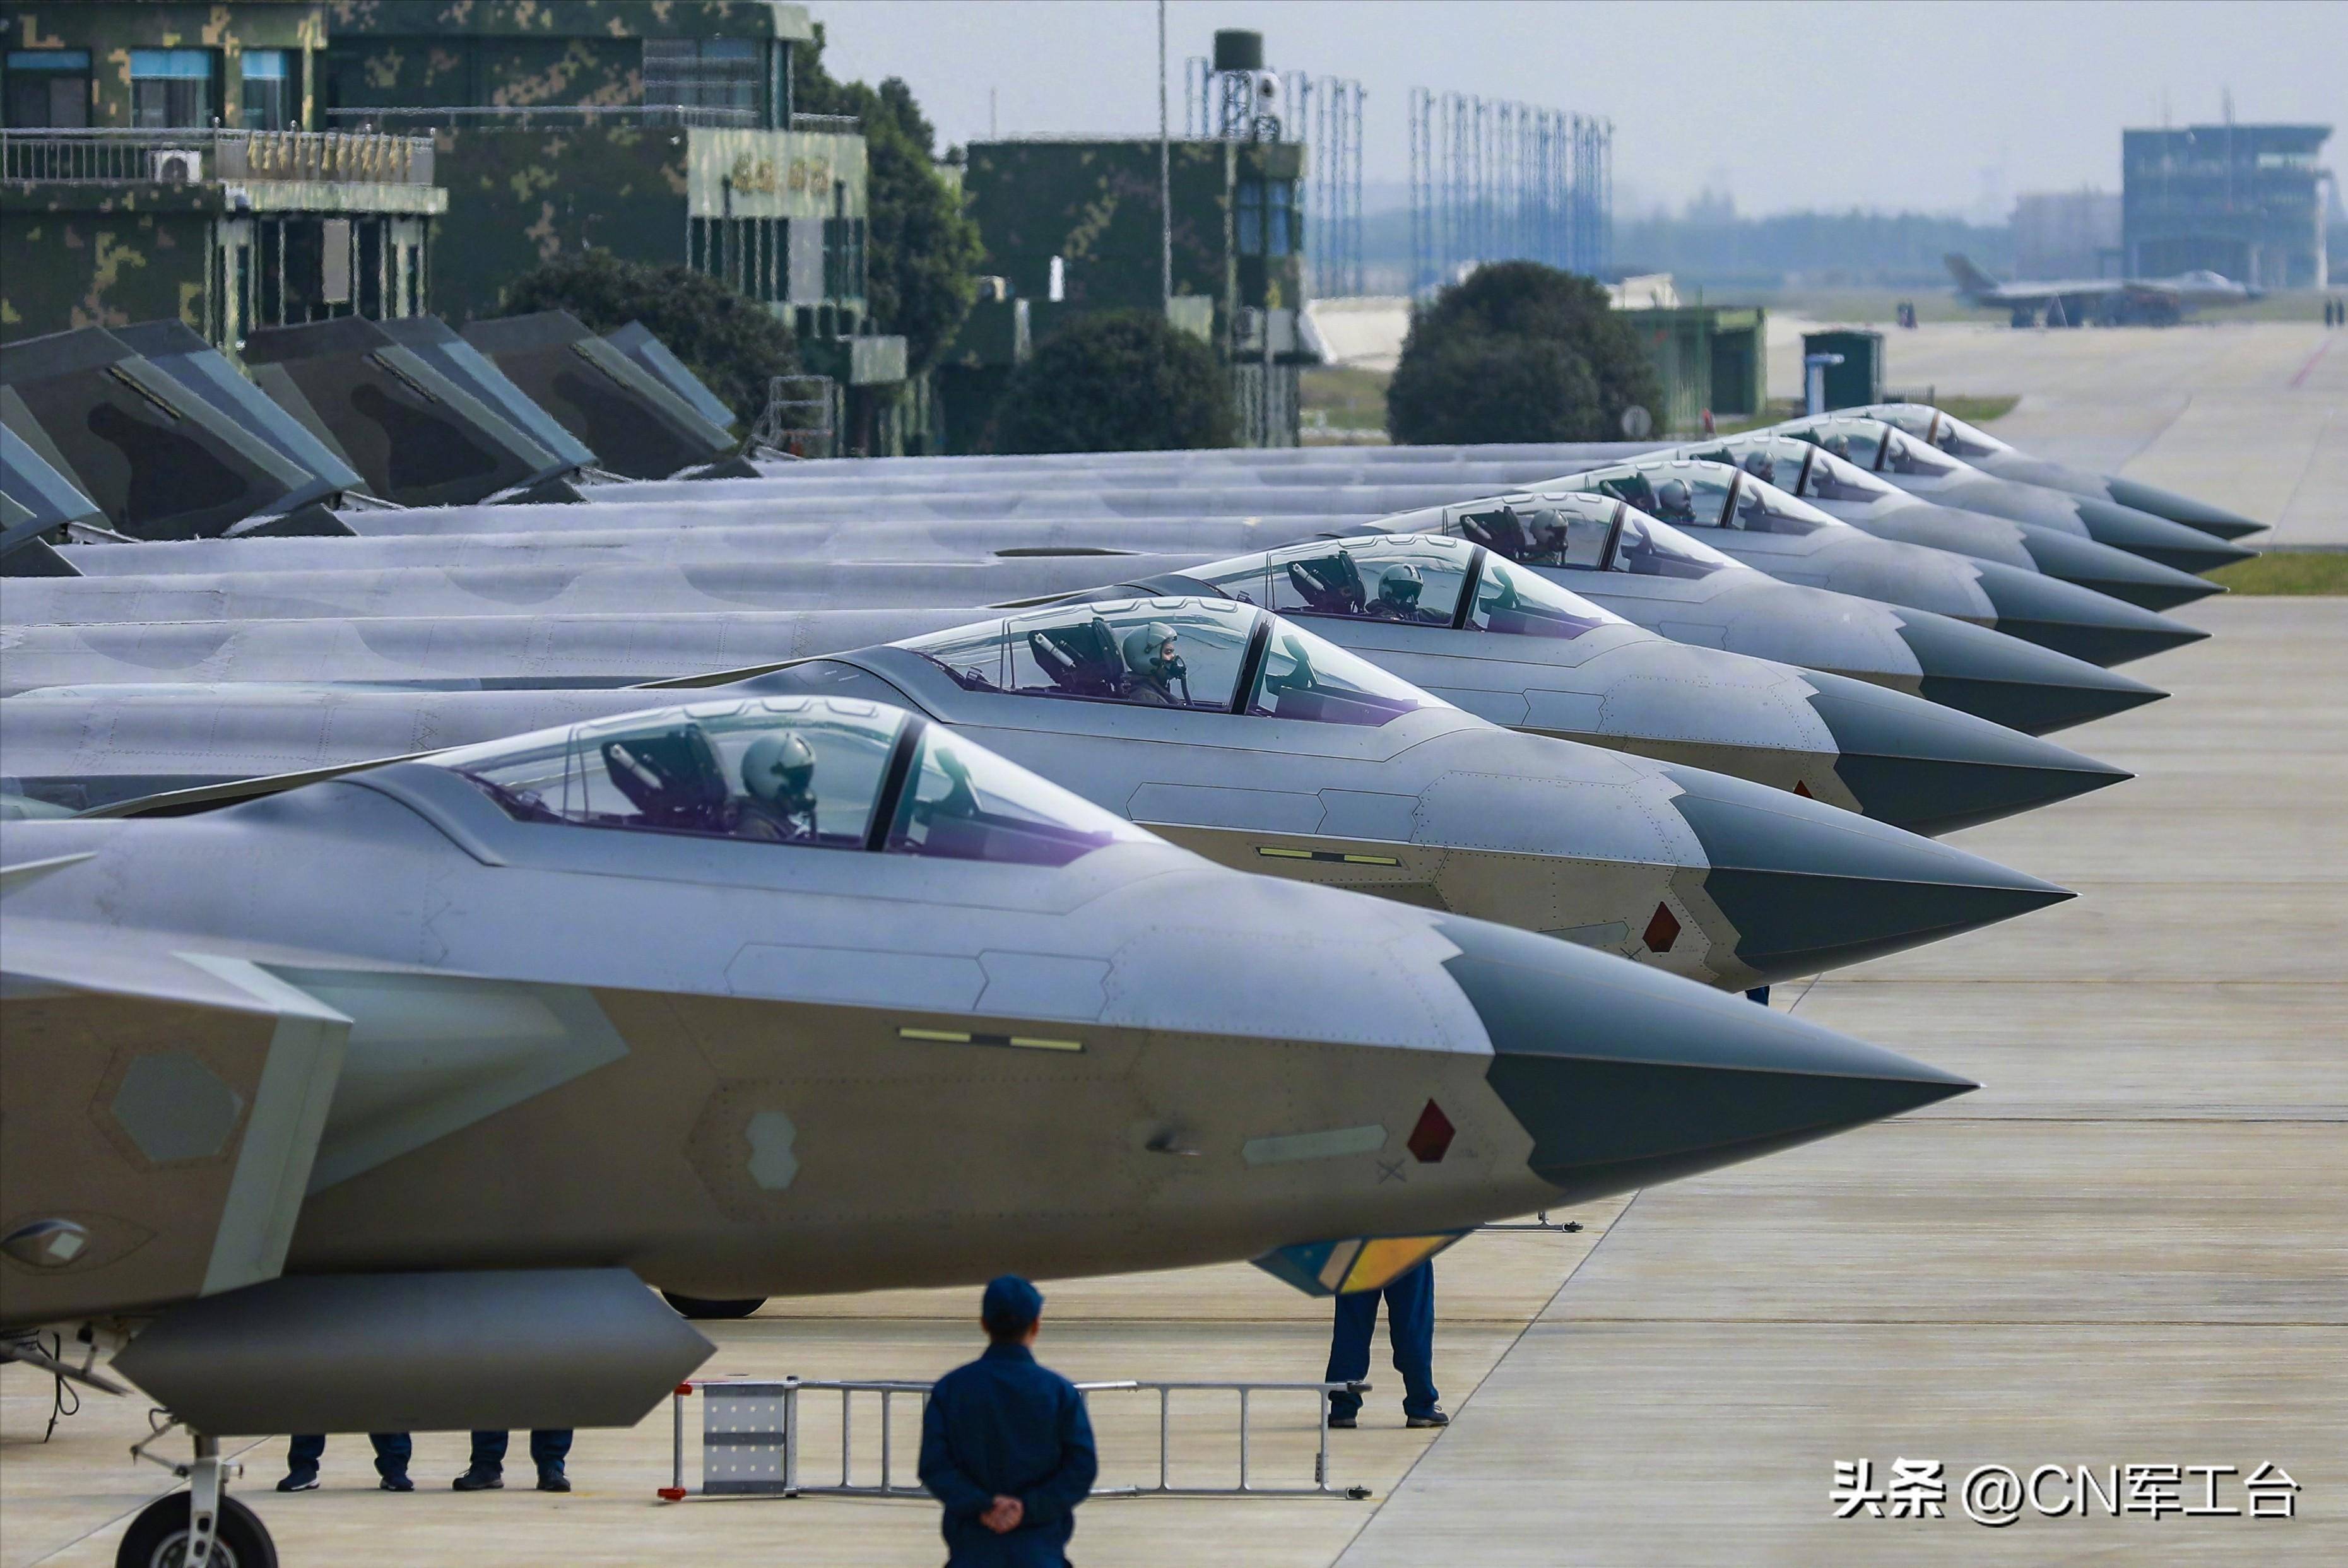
[733,729,820,841]
[1365,563,1444,623]
[1650,478,1699,524]
[1120,622,1188,705]
[1742,451,1774,482]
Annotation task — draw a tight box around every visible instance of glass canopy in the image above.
[906,598,1441,728]
[1437,492,1737,580]
[433,697,1145,866]
[1183,533,1622,641]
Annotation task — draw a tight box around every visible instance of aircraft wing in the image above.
[0,891,350,1326]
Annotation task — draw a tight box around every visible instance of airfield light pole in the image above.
[1159,0,1172,310]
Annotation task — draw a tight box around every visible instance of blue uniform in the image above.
[919,1343,1098,1567]
[285,1432,410,1481]
[1325,1263,1441,1421]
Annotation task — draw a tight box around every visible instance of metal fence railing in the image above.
[0,128,434,186]
[660,1375,1375,1504]
[326,104,754,132]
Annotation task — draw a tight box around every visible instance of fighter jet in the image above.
[0,525,2167,738]
[1770,415,2254,576]
[2,421,105,575]
[1673,432,2222,613]
[2,693,1974,1564]
[1944,251,2258,327]
[1846,402,2268,541]
[1,326,321,541]
[1526,457,2204,666]
[39,494,2205,672]
[0,536,2133,837]
[0,598,2072,991]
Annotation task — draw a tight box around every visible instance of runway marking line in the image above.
[2286,336,2331,389]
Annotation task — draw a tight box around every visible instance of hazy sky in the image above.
[819,0,2344,219]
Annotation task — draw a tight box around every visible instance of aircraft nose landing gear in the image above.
[122,1421,278,1568]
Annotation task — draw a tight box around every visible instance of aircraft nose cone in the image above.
[1892,608,2167,734]
[2012,526,2224,611]
[2103,476,2268,541]
[1438,917,1974,1203]
[1803,669,2132,835]
[1658,762,2072,984]
[1969,558,2210,667]
[2073,497,2258,575]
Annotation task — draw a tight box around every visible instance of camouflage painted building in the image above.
[1,3,444,344]
[960,137,1311,446]
[320,3,902,399]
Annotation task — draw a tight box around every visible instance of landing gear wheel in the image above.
[661,1291,766,1320]
[115,1493,276,1568]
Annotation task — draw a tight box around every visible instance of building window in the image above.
[642,37,762,121]
[1236,178,1301,258]
[241,50,295,131]
[4,49,91,127]
[131,48,215,128]
[824,219,865,304]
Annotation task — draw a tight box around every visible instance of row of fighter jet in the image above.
[0,319,2257,1566]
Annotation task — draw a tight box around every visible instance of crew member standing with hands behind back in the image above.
[919,1275,1097,1566]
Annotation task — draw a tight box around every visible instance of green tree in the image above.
[1387,262,1661,444]
[497,249,797,431]
[1385,335,1600,447]
[794,28,983,373]
[988,312,1235,454]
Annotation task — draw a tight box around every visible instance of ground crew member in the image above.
[1324,1261,1448,1429]
[919,1275,1097,1566]
[452,1428,572,1492]
[277,1432,412,1492]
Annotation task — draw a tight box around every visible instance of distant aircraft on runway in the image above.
[1944,253,2259,327]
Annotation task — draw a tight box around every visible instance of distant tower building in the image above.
[2121,123,2332,288]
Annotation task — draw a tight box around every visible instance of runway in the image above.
[1767,318,2347,546]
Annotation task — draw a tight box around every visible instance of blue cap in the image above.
[981,1274,1043,1329]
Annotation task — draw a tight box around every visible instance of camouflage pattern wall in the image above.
[414,124,861,323]
[1,199,213,338]
[321,1,813,115]
[3,4,327,129]
[963,138,1307,343]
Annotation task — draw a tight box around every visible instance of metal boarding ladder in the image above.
[659,1376,1375,1502]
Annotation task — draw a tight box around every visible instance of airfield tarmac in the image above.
[4,324,2342,1568]
[1764,315,2345,545]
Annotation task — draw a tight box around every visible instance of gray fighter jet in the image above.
[42,478,2206,672]
[0,535,2132,837]
[0,598,2071,992]
[1847,402,2267,541]
[3,695,1973,1564]
[0,526,2166,738]
[1771,415,2253,576]
[2,422,105,575]
[1672,432,2220,613]
[39,494,2203,672]
[1,327,319,540]
[1524,457,2203,667]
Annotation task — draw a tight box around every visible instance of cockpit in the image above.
[1547,459,1839,539]
[1689,432,1904,507]
[904,598,1442,728]
[432,697,1150,866]
[1180,534,1622,641]
[1431,492,1740,581]
[1857,403,2014,463]
[1779,415,1967,480]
